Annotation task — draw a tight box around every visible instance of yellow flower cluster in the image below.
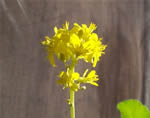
[57,68,99,91]
[41,21,107,91]
[41,21,106,67]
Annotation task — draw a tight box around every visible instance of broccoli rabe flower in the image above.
[41,21,106,91]
[57,69,99,91]
[41,21,106,67]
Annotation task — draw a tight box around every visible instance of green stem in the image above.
[69,55,76,118]
[70,89,75,118]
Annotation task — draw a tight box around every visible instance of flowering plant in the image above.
[41,21,107,118]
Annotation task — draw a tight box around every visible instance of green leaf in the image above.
[117,99,150,118]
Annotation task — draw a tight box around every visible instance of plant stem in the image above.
[70,55,76,118]
[70,89,75,118]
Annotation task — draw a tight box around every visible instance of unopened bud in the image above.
[80,86,86,90]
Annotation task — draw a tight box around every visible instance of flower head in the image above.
[41,21,106,67]
[41,21,107,91]
[57,69,99,91]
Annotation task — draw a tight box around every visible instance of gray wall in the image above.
[0,0,145,118]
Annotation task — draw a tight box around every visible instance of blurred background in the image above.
[0,0,148,118]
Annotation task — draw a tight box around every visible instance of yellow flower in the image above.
[77,70,99,86]
[41,21,106,91]
[41,21,106,67]
[57,69,80,91]
[57,68,99,91]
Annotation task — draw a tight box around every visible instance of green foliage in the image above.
[117,99,150,118]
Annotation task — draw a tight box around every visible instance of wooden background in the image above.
[0,0,146,118]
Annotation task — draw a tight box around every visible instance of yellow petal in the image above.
[89,23,97,32]
[63,21,69,30]
[48,54,56,67]
[83,69,89,77]
[70,34,81,48]
[72,72,80,80]
[54,26,58,34]
[90,82,99,86]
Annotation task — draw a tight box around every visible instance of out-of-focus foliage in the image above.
[117,99,150,118]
